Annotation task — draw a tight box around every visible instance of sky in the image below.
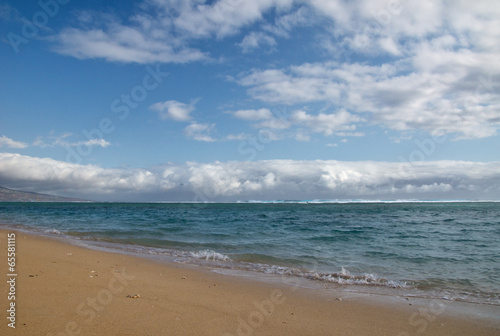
[0,0,499,202]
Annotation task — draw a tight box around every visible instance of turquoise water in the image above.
[1,202,499,304]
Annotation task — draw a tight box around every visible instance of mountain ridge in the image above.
[0,186,90,202]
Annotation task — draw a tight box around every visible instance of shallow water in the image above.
[1,201,499,305]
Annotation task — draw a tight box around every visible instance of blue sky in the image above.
[0,0,499,201]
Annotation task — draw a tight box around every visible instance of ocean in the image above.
[1,201,499,306]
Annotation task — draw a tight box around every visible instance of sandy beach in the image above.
[1,228,499,336]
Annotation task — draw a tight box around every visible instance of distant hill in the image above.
[0,186,90,202]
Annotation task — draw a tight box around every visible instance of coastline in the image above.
[1,228,499,335]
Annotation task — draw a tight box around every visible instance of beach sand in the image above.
[1,229,499,336]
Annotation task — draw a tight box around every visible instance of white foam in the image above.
[44,229,62,235]
[188,250,232,261]
[307,269,409,288]
[233,263,410,289]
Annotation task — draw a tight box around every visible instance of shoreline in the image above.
[1,228,499,335]
[5,221,500,307]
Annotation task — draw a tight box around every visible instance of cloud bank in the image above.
[1,153,498,202]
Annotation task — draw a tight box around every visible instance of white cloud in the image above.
[230,108,291,132]
[309,0,444,53]
[77,139,111,148]
[0,136,28,149]
[170,0,294,39]
[238,56,500,139]
[226,133,250,140]
[1,153,499,201]
[184,123,216,142]
[33,133,111,148]
[231,107,363,140]
[262,6,310,37]
[43,0,500,140]
[239,66,343,104]
[378,37,401,56]
[232,108,273,120]
[32,138,46,148]
[254,116,291,130]
[50,0,295,63]
[50,6,209,64]
[52,25,207,64]
[229,0,500,139]
[295,131,310,141]
[290,110,362,135]
[49,0,500,68]
[33,133,70,148]
[0,153,160,198]
[239,32,276,53]
[151,100,195,121]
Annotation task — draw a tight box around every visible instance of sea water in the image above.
[1,201,499,305]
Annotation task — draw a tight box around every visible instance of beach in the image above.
[1,229,499,336]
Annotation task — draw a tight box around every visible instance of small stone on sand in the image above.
[126,294,141,299]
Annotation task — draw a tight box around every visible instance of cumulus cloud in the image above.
[151,100,196,121]
[50,0,295,63]
[1,153,499,201]
[44,0,500,139]
[238,66,340,104]
[49,1,500,63]
[184,123,216,142]
[231,108,362,138]
[238,57,500,138]
[170,0,294,39]
[0,136,28,149]
[228,0,500,139]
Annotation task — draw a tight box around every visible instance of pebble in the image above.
[126,294,141,299]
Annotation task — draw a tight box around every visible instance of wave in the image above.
[306,267,409,288]
[79,237,410,290]
[164,249,410,289]
[188,250,232,261]
[235,264,410,288]
[44,229,62,235]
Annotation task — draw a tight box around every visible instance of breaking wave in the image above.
[188,250,232,261]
